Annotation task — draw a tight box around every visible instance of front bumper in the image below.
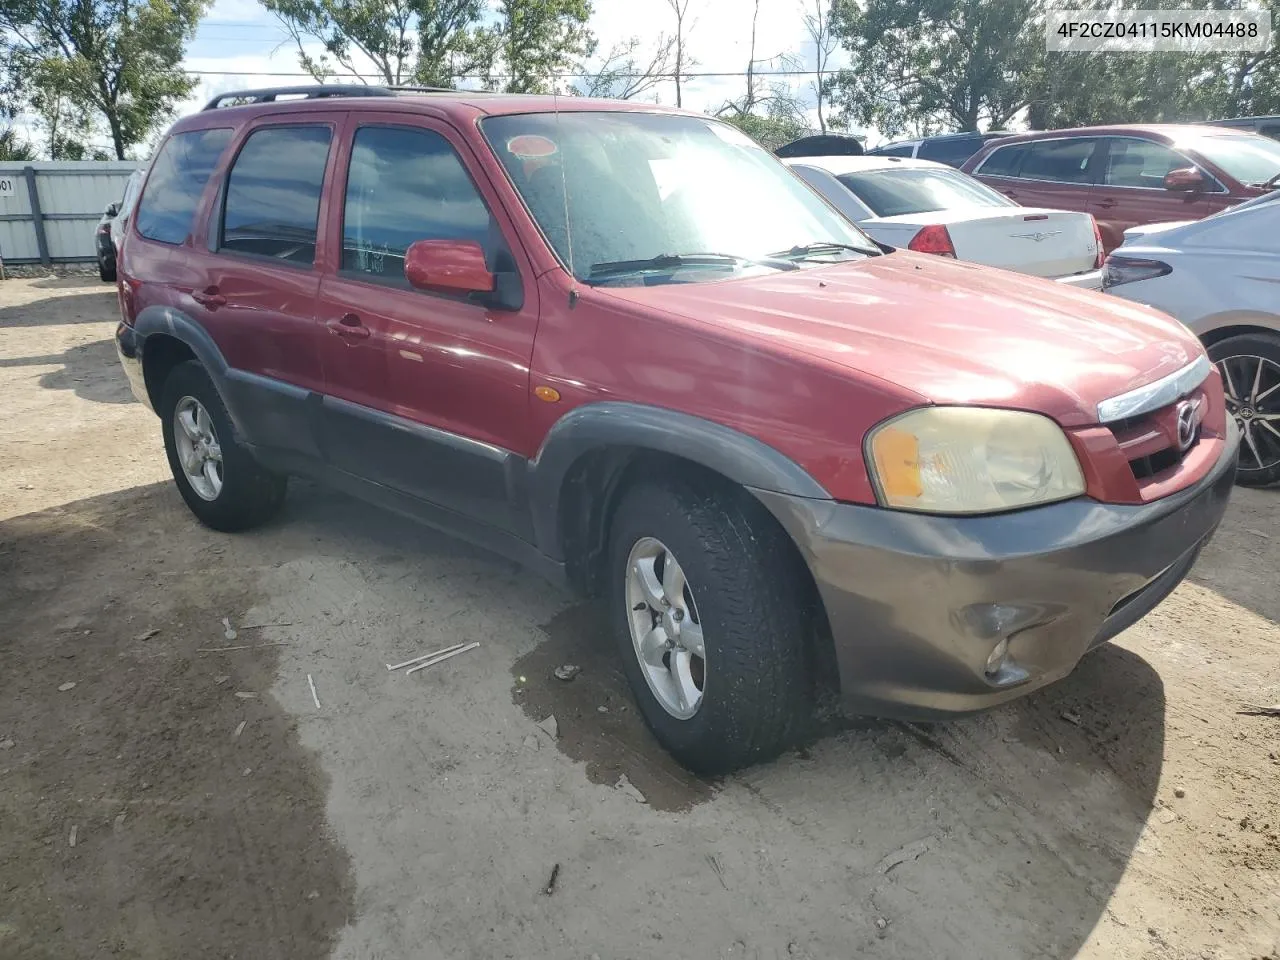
[1054,268,1104,290]
[754,418,1238,720]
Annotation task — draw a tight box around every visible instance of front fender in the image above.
[528,401,831,561]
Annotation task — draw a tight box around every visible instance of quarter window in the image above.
[135,128,231,245]
[1102,139,1188,188]
[341,126,492,282]
[220,125,332,264]
[1019,138,1098,184]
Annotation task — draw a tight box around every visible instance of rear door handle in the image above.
[1095,197,1118,209]
[192,287,226,308]
[1003,190,1018,199]
[327,313,371,340]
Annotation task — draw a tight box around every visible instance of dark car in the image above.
[95,169,144,282]
[774,133,863,158]
[867,131,1015,167]
[1204,115,1280,142]
[962,125,1280,251]
[114,85,1235,773]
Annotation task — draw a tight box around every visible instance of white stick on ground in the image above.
[404,642,480,676]
[307,673,321,710]
[386,642,468,672]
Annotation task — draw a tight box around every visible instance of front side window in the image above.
[1019,138,1098,184]
[1183,133,1280,187]
[976,143,1027,178]
[342,126,493,282]
[838,167,1014,217]
[482,111,878,285]
[221,125,332,264]
[1102,139,1189,188]
[135,128,232,244]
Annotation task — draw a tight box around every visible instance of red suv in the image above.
[962,125,1280,251]
[115,86,1238,773]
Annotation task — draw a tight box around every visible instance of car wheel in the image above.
[160,360,287,531]
[99,258,116,282]
[607,477,813,773]
[1208,333,1280,487]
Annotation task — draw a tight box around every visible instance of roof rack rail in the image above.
[389,85,456,94]
[202,84,397,111]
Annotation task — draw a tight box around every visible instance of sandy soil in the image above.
[1,276,1277,960]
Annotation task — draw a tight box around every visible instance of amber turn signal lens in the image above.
[534,385,561,403]
[870,427,923,500]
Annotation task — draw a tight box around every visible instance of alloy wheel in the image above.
[1217,354,1280,473]
[624,537,706,720]
[173,395,224,501]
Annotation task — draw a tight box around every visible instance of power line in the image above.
[185,67,837,79]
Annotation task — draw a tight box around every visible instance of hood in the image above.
[597,252,1202,428]
[1122,220,1197,243]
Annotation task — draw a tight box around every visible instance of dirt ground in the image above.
[1,276,1277,960]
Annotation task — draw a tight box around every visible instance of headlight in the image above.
[866,407,1085,514]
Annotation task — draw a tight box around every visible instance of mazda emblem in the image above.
[1175,400,1197,451]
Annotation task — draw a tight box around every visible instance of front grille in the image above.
[1106,387,1207,484]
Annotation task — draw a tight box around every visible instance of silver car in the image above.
[1103,191,1280,485]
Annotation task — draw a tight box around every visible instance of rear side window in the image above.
[221,125,332,264]
[873,143,916,158]
[341,125,492,282]
[917,137,979,167]
[976,143,1026,177]
[135,128,231,244]
[1019,138,1098,184]
[838,168,1014,217]
[1260,123,1280,142]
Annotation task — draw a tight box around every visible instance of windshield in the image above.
[1184,134,1280,187]
[482,111,879,285]
[838,167,1015,217]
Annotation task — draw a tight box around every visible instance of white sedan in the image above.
[1103,191,1280,486]
[785,155,1104,288]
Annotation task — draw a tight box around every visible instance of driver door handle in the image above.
[327,313,371,340]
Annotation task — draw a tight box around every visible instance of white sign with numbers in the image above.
[0,177,15,201]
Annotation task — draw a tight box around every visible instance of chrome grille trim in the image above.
[1097,355,1211,424]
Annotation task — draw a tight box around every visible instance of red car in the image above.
[115,86,1237,773]
[962,124,1280,251]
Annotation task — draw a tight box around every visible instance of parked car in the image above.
[1204,115,1280,142]
[774,134,863,158]
[1103,191,1280,485]
[116,85,1237,773]
[962,125,1280,252]
[867,131,1015,167]
[95,169,144,282]
[786,155,1103,287]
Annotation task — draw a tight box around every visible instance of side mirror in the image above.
[1163,167,1205,192]
[404,239,495,296]
[105,202,121,218]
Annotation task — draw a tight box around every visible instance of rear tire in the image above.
[607,476,813,774]
[159,360,286,531]
[99,258,116,282]
[1207,332,1280,487]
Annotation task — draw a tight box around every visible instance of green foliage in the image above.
[488,0,593,93]
[0,125,36,159]
[0,0,207,159]
[719,103,810,151]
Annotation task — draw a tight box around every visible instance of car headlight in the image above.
[866,407,1085,514]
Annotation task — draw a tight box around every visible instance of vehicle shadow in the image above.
[0,290,118,328]
[0,338,134,404]
[30,274,112,291]
[1189,485,1280,625]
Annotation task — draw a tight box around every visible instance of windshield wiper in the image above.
[772,241,878,261]
[587,251,798,280]
[1252,172,1280,190]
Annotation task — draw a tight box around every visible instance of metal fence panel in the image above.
[0,161,140,265]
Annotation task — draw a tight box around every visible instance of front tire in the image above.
[99,257,116,282]
[607,477,813,774]
[159,360,286,531]
[1207,333,1280,487]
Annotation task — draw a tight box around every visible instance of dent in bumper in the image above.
[115,322,151,410]
[754,419,1238,720]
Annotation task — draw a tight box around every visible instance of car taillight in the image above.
[906,224,956,258]
[1091,216,1105,268]
[1101,255,1172,290]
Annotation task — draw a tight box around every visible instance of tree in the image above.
[577,34,675,100]
[719,100,809,150]
[0,126,36,160]
[716,0,809,146]
[486,0,594,94]
[801,0,837,134]
[826,0,1040,135]
[665,0,695,107]
[262,0,485,86]
[0,0,208,159]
